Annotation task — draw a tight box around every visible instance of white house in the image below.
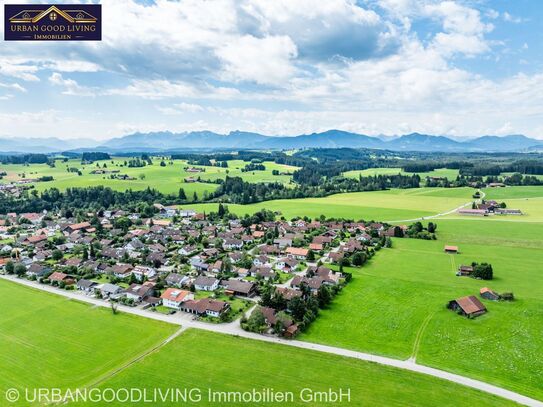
[160,288,194,309]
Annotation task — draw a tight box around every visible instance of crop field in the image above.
[186,187,473,221]
[343,167,460,182]
[0,158,298,197]
[301,217,543,400]
[0,279,177,393]
[0,280,514,407]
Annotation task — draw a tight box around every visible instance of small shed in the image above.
[480,287,500,301]
[444,245,459,254]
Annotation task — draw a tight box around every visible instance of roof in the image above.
[49,271,68,281]
[455,295,486,314]
[444,245,459,251]
[77,279,97,289]
[161,288,191,303]
[194,276,218,287]
[286,247,309,256]
[224,279,254,294]
[67,222,91,231]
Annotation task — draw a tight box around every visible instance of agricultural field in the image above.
[300,217,543,400]
[0,158,298,198]
[0,280,514,407]
[343,167,460,182]
[71,329,514,407]
[0,279,177,392]
[186,187,473,221]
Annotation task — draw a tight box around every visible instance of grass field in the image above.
[0,280,515,406]
[185,187,473,221]
[0,279,177,393]
[344,167,460,182]
[301,218,543,400]
[0,158,298,198]
[70,329,514,407]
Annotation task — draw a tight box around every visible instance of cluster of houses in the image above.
[0,206,392,329]
[458,200,522,217]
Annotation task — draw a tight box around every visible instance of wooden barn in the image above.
[448,295,487,318]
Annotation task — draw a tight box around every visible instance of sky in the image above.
[1,0,543,140]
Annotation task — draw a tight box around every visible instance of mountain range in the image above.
[1,131,542,153]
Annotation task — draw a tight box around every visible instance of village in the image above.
[0,204,396,338]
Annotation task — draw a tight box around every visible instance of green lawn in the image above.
[0,279,177,393]
[301,218,543,400]
[71,329,514,407]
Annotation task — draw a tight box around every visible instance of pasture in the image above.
[0,279,177,392]
[343,167,460,182]
[301,218,543,400]
[0,281,514,407]
[186,187,473,221]
[71,329,514,407]
[0,158,297,198]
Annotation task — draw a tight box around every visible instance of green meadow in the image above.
[343,167,460,182]
[301,218,543,400]
[0,280,514,407]
[71,330,514,407]
[186,187,472,221]
[0,279,177,393]
[0,158,298,198]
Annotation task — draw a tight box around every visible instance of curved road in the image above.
[1,274,541,407]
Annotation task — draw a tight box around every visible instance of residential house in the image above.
[193,276,219,291]
[161,288,194,310]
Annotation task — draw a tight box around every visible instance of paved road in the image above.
[2,274,542,407]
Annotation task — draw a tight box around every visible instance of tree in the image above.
[178,188,187,200]
[472,262,493,280]
[5,260,14,274]
[306,249,315,261]
[14,263,26,276]
[82,247,89,261]
[52,249,63,261]
[352,251,367,266]
[317,285,332,308]
[428,222,437,233]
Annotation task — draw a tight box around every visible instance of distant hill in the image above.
[1,131,542,153]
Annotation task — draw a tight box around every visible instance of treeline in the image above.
[0,186,172,215]
[459,160,543,176]
[0,154,49,164]
[82,152,111,161]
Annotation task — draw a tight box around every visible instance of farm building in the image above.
[457,265,473,276]
[480,287,500,301]
[444,245,459,254]
[448,295,487,318]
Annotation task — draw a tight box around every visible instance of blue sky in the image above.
[1,0,542,140]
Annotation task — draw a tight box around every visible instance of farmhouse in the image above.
[444,245,459,254]
[448,295,487,317]
[457,209,487,216]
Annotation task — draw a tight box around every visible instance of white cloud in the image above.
[216,35,298,85]
[48,73,96,96]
